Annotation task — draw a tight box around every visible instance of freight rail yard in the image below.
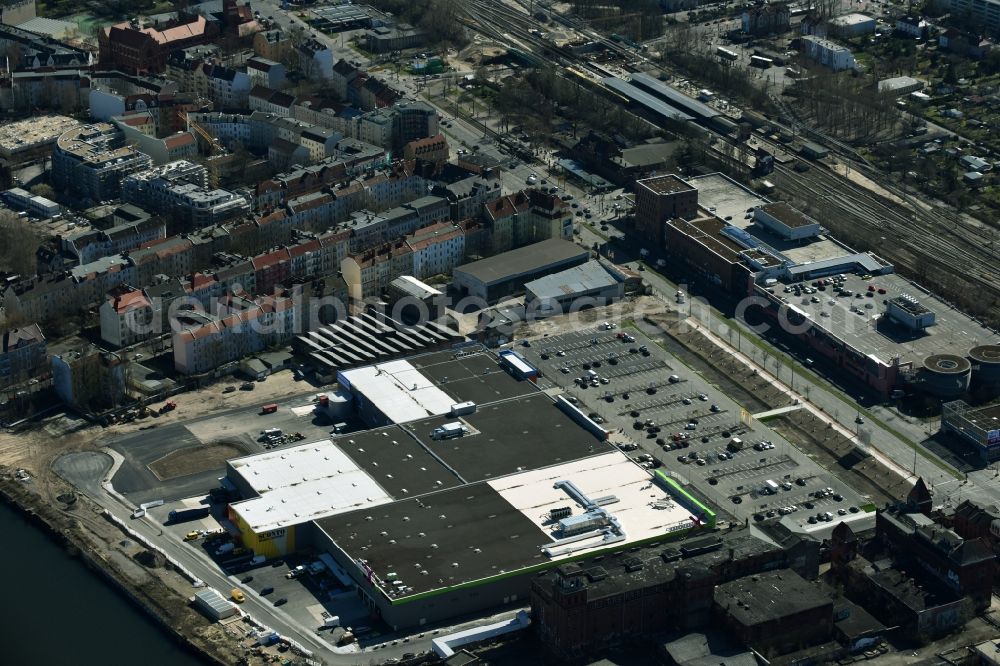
[460,0,1000,326]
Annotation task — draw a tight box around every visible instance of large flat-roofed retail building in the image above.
[225,440,394,558]
[675,173,1000,397]
[221,348,714,626]
[453,239,589,302]
[225,349,597,555]
[313,452,702,628]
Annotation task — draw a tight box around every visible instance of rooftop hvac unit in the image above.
[549,506,572,521]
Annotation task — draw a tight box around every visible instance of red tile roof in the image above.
[110,289,150,314]
[164,133,196,149]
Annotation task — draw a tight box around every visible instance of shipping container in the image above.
[449,401,477,416]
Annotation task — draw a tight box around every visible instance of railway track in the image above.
[459,0,1000,321]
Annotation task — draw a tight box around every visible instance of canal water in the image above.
[0,500,205,666]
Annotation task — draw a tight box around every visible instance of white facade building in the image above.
[99,287,155,348]
[802,35,857,71]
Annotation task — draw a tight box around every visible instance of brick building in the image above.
[634,174,698,246]
[99,15,218,73]
[713,569,834,658]
[531,530,817,659]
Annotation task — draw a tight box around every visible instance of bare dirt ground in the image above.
[148,444,243,481]
[828,161,910,207]
[0,369,309,474]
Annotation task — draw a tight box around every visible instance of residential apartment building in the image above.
[340,240,413,300]
[483,189,575,254]
[331,58,361,99]
[253,29,291,61]
[87,71,183,122]
[0,22,88,70]
[896,15,928,37]
[0,323,46,386]
[434,176,501,221]
[406,221,465,279]
[298,39,334,80]
[0,67,90,112]
[69,254,136,307]
[99,286,156,348]
[801,35,857,71]
[122,160,250,228]
[402,133,448,166]
[252,248,293,296]
[172,294,297,374]
[129,236,196,286]
[60,204,165,264]
[249,86,296,117]
[52,123,154,201]
[52,347,128,411]
[201,63,252,108]
[112,115,198,165]
[246,57,287,90]
[950,0,1000,35]
[741,3,790,35]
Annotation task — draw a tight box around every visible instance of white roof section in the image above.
[525,261,619,301]
[194,588,237,620]
[878,76,922,93]
[830,12,874,26]
[488,452,697,560]
[392,274,443,299]
[499,350,535,376]
[228,439,392,532]
[340,359,454,423]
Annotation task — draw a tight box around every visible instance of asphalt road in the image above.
[52,451,113,499]
[107,426,229,505]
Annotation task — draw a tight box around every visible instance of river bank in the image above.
[0,467,245,666]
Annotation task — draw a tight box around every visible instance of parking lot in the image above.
[520,324,870,530]
[147,502,373,638]
[110,393,345,505]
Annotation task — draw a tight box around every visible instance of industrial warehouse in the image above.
[216,348,711,628]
